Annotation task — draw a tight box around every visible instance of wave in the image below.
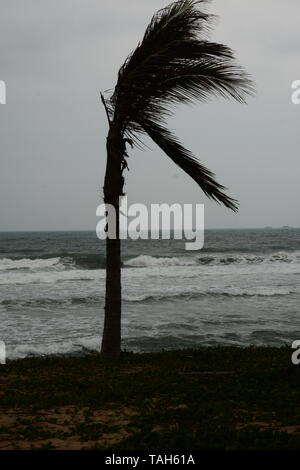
[0,257,63,271]
[123,286,293,302]
[0,251,299,287]
[0,254,106,272]
[0,250,299,273]
[6,336,101,360]
[1,295,103,307]
[124,251,300,268]
[1,285,293,308]
[0,269,101,285]
[70,254,106,270]
[124,255,197,267]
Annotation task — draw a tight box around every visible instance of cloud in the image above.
[0,0,299,230]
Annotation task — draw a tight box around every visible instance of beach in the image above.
[1,347,300,450]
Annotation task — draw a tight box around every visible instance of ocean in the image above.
[0,228,299,360]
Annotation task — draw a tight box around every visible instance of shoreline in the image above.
[2,342,295,363]
[1,346,300,450]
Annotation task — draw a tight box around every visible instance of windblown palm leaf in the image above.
[106,0,254,210]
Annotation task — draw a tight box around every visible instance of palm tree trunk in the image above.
[101,126,123,361]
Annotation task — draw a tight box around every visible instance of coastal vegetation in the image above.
[1,347,300,450]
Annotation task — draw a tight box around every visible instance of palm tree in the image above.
[100,0,253,360]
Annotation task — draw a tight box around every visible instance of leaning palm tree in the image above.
[100,0,253,360]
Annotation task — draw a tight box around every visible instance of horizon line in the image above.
[0,226,299,233]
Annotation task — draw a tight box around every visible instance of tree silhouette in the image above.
[100,0,253,360]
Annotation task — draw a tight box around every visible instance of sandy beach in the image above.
[1,347,300,450]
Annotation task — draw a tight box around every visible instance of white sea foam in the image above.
[0,268,102,285]
[0,250,298,275]
[124,251,300,268]
[7,336,101,360]
[0,257,62,271]
[123,286,293,302]
[0,251,299,286]
[124,254,197,267]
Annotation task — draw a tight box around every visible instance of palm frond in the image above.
[142,121,238,211]
[107,0,254,210]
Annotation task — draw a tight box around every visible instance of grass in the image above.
[1,346,300,450]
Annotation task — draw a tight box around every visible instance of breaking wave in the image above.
[0,251,299,286]
[0,250,298,274]
[124,255,197,267]
[124,251,300,268]
[0,257,63,271]
[6,336,101,361]
[0,254,106,272]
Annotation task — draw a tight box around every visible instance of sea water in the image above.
[0,228,299,359]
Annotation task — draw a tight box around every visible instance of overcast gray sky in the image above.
[0,0,299,231]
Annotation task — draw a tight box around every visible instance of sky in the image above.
[0,0,299,231]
